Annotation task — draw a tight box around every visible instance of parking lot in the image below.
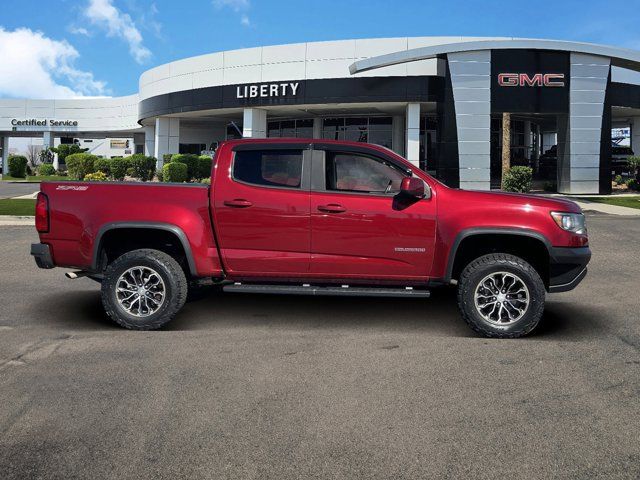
[1,214,639,479]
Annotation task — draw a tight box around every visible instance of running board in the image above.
[222,283,430,298]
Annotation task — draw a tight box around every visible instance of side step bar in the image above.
[222,283,430,298]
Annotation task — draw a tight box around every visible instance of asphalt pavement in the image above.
[0,215,639,479]
[0,182,40,199]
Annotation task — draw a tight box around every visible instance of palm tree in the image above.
[501,112,511,189]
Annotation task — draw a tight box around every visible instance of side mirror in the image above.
[400,177,428,198]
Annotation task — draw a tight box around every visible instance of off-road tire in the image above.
[457,253,545,338]
[101,249,188,330]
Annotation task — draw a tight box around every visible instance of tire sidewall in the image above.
[459,255,545,337]
[102,251,182,329]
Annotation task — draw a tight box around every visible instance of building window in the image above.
[233,149,303,189]
[179,143,206,154]
[322,117,393,150]
[267,119,314,138]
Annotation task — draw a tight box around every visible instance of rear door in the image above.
[213,144,311,275]
[310,145,436,280]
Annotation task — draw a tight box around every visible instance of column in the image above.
[1,137,9,177]
[154,118,180,168]
[392,115,405,157]
[632,117,640,158]
[242,108,267,138]
[558,53,610,194]
[405,103,420,167]
[312,118,323,139]
[143,125,155,157]
[447,50,491,190]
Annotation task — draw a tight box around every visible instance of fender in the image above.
[444,227,552,283]
[91,222,197,276]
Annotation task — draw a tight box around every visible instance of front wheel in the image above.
[457,253,545,338]
[101,249,188,330]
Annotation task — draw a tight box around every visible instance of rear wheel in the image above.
[457,253,545,338]
[101,248,188,330]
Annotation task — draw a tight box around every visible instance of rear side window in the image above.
[326,152,407,194]
[233,149,303,188]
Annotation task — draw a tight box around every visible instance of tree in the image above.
[627,156,640,182]
[501,112,511,189]
[50,144,88,165]
[39,148,54,164]
[26,144,43,167]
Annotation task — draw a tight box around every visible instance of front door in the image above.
[213,145,311,275]
[310,147,437,281]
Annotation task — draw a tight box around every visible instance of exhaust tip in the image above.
[65,272,79,279]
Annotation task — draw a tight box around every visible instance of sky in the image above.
[1,0,640,99]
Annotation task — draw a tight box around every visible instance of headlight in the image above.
[550,212,586,234]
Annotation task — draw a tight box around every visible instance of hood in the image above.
[449,188,583,213]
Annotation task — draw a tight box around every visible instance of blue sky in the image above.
[1,0,640,98]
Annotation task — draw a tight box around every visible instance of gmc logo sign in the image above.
[498,73,565,87]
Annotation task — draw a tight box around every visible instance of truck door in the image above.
[309,146,436,280]
[213,144,311,275]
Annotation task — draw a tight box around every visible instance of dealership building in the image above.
[2,36,640,194]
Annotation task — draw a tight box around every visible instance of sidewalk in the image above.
[0,216,33,226]
[550,195,640,216]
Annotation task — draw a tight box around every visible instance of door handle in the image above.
[317,204,346,213]
[224,199,253,208]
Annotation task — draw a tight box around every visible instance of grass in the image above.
[1,175,68,182]
[0,199,36,216]
[577,195,640,210]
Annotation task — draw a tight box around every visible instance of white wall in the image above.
[139,37,508,101]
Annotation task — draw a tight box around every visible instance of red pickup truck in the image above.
[31,139,590,338]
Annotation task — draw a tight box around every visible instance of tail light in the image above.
[35,192,49,233]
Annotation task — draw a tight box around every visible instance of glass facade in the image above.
[322,117,393,149]
[267,119,313,138]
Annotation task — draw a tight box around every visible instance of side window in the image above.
[233,149,303,188]
[325,152,407,194]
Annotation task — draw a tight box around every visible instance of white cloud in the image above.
[68,26,90,36]
[0,27,108,99]
[213,0,251,27]
[84,0,151,63]
[213,0,250,11]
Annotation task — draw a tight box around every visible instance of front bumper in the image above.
[31,243,55,269]
[548,246,591,293]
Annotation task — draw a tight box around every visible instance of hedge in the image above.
[502,166,533,193]
[162,161,188,183]
[198,155,213,180]
[94,158,111,176]
[170,154,199,181]
[38,163,56,176]
[129,154,157,181]
[110,157,131,181]
[8,155,28,178]
[66,153,98,180]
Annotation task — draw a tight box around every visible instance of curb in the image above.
[0,216,34,226]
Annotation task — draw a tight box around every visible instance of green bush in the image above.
[502,166,533,193]
[38,163,56,176]
[51,144,88,165]
[94,158,111,176]
[625,178,639,191]
[170,154,199,181]
[162,153,173,164]
[8,155,28,178]
[156,168,164,182]
[614,174,624,185]
[162,162,188,183]
[8,155,29,178]
[198,155,213,180]
[200,177,211,185]
[129,154,157,181]
[84,171,109,182]
[65,153,97,180]
[110,157,130,181]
